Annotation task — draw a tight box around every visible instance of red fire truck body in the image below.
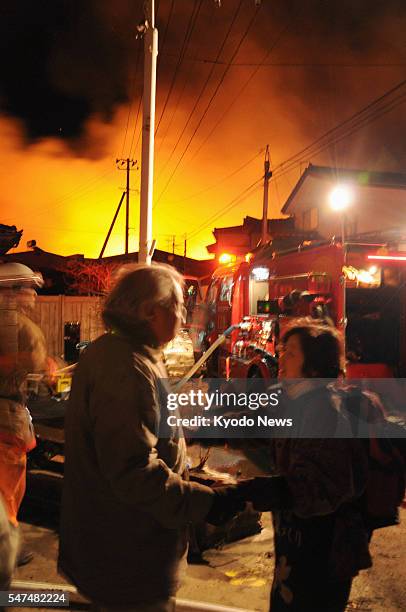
[205,241,406,379]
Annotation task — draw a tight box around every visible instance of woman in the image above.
[59,263,242,612]
[242,319,371,612]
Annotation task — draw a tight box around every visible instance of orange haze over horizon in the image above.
[1,0,406,261]
[0,101,297,261]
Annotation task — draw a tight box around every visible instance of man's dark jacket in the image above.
[58,333,213,606]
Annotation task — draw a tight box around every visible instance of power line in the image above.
[129,0,176,160]
[161,55,406,68]
[112,0,143,158]
[273,94,406,184]
[186,5,298,165]
[155,0,261,207]
[45,79,402,249]
[154,1,216,159]
[187,177,263,241]
[185,79,406,243]
[120,38,143,159]
[0,169,115,224]
[154,0,243,182]
[186,183,262,246]
[128,12,150,159]
[128,84,144,159]
[268,150,281,212]
[17,198,120,236]
[156,0,174,68]
[270,79,406,181]
[167,148,264,206]
[154,0,202,138]
[278,79,406,169]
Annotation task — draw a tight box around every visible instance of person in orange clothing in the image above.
[0,263,47,564]
[0,492,18,593]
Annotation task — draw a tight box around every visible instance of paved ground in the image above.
[9,446,406,612]
[10,507,406,612]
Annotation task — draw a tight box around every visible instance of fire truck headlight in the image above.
[219,253,235,265]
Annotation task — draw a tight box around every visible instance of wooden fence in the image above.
[32,296,105,357]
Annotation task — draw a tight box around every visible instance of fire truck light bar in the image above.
[367,255,406,262]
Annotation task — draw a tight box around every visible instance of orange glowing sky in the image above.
[1,0,406,260]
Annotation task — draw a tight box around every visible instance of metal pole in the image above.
[139,0,158,265]
[261,145,271,245]
[341,213,345,247]
[125,158,130,255]
[115,158,135,255]
[341,212,347,337]
[173,324,240,392]
[99,192,125,259]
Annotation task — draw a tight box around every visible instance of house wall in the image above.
[33,296,104,357]
[289,176,406,240]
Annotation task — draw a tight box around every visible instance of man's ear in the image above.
[139,300,156,322]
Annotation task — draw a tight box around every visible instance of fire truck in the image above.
[204,240,406,379]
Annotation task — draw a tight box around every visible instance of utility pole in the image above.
[139,0,158,264]
[166,235,178,255]
[99,192,126,259]
[261,145,272,245]
[116,157,136,254]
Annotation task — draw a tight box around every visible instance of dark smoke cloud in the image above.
[0,0,133,141]
[0,0,405,167]
[1,0,406,260]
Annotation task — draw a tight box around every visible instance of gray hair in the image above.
[102,263,184,344]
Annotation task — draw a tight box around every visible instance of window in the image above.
[219,275,234,303]
[206,280,219,305]
[249,268,269,314]
[302,207,318,231]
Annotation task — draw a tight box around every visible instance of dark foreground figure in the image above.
[58,264,243,611]
[237,320,374,612]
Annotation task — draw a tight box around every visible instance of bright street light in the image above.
[329,185,353,211]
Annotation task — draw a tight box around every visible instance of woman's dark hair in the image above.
[281,317,344,378]
[102,263,183,346]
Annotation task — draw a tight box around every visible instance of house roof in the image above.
[1,247,73,269]
[0,224,23,255]
[99,249,215,278]
[2,248,215,281]
[281,164,406,214]
[213,216,294,236]
[242,216,294,233]
[213,224,247,235]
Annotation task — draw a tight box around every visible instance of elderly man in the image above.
[59,263,244,611]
